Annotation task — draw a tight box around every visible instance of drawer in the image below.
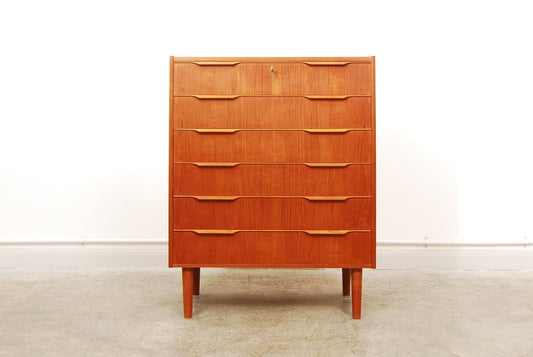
[172,197,373,230]
[172,163,372,196]
[173,62,372,95]
[173,96,372,129]
[172,130,372,163]
[169,231,373,268]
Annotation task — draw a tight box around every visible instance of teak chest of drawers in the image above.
[169,57,376,319]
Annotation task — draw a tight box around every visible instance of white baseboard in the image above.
[0,241,168,269]
[0,241,532,270]
[377,246,533,270]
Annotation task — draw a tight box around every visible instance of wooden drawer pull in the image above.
[304,129,351,134]
[192,62,240,66]
[304,163,351,168]
[304,95,350,100]
[192,95,240,100]
[304,196,352,201]
[193,162,240,168]
[303,230,352,236]
[191,230,239,235]
[303,62,350,66]
[192,129,239,134]
[191,196,239,201]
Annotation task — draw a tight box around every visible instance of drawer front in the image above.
[173,96,371,129]
[173,197,373,230]
[172,130,372,163]
[172,163,372,196]
[173,63,371,95]
[169,231,373,267]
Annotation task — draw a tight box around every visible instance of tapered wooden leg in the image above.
[351,268,362,319]
[182,268,194,318]
[192,268,200,295]
[342,268,351,296]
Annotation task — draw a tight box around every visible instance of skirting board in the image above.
[0,241,531,270]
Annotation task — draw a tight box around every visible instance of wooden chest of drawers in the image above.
[169,57,376,319]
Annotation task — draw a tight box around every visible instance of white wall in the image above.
[1,0,532,246]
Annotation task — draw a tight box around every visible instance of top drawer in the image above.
[172,62,372,95]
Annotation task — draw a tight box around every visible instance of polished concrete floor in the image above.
[1,268,532,356]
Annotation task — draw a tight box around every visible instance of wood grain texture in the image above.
[172,130,371,163]
[169,231,373,267]
[178,196,367,202]
[303,163,352,168]
[172,197,372,230]
[351,268,362,319]
[192,95,240,99]
[174,57,373,64]
[174,229,368,235]
[172,163,372,196]
[182,268,193,318]
[193,61,239,66]
[169,56,375,319]
[303,95,353,100]
[303,61,350,66]
[186,128,368,133]
[173,63,371,95]
[173,96,372,129]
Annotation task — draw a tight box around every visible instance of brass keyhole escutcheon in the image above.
[270,65,274,73]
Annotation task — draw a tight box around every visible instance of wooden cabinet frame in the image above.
[169,57,376,319]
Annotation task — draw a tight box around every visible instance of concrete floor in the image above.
[0,269,532,357]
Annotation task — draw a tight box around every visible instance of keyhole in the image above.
[270,65,274,73]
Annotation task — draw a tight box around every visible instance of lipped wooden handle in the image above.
[303,62,350,66]
[303,196,353,201]
[192,95,240,100]
[304,163,351,168]
[192,129,240,134]
[304,95,351,100]
[193,162,240,168]
[191,230,239,235]
[191,196,239,201]
[192,62,240,66]
[304,129,351,134]
[303,230,352,236]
